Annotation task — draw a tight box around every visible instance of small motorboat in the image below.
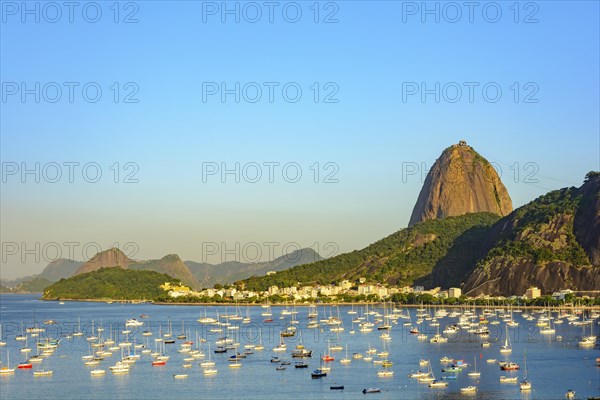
[520,379,532,391]
[429,380,449,388]
[565,390,575,398]
[362,388,381,394]
[90,369,105,376]
[330,386,344,390]
[311,368,327,379]
[276,366,286,371]
[461,386,477,393]
[33,369,53,376]
[441,375,457,380]
[173,374,188,379]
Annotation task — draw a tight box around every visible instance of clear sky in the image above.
[1,1,599,279]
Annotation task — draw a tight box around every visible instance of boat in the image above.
[309,367,326,378]
[0,350,15,374]
[428,380,449,388]
[362,388,381,394]
[461,386,477,393]
[520,378,532,391]
[321,343,334,362]
[409,371,430,379]
[125,318,144,327]
[203,368,218,375]
[500,361,520,370]
[90,369,106,376]
[520,352,532,391]
[468,355,480,377]
[566,390,576,398]
[330,386,344,390]
[416,360,436,383]
[500,324,512,353]
[173,374,188,379]
[291,349,312,358]
[377,368,394,377]
[33,369,53,376]
[430,333,448,343]
[499,376,518,383]
[339,345,351,364]
[294,362,308,368]
[17,361,32,369]
[442,366,462,372]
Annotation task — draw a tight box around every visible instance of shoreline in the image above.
[24,296,600,310]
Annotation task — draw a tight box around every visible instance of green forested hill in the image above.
[243,212,500,291]
[42,267,179,300]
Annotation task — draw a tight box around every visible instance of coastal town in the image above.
[161,279,587,304]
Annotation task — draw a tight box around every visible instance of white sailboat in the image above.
[0,350,15,374]
[468,355,480,377]
[72,317,83,337]
[500,324,512,353]
[340,344,351,364]
[200,343,216,368]
[520,351,532,391]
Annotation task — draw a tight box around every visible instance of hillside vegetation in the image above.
[243,213,500,291]
[43,267,177,300]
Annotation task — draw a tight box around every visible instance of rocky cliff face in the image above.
[574,173,600,265]
[462,173,600,296]
[409,141,513,227]
[74,248,133,275]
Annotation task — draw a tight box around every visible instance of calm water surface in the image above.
[0,295,599,400]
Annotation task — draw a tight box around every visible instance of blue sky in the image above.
[1,1,599,278]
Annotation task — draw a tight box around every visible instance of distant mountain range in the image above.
[3,247,322,292]
[185,248,322,288]
[0,258,83,290]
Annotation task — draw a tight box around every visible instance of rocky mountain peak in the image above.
[74,247,133,275]
[408,141,513,227]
